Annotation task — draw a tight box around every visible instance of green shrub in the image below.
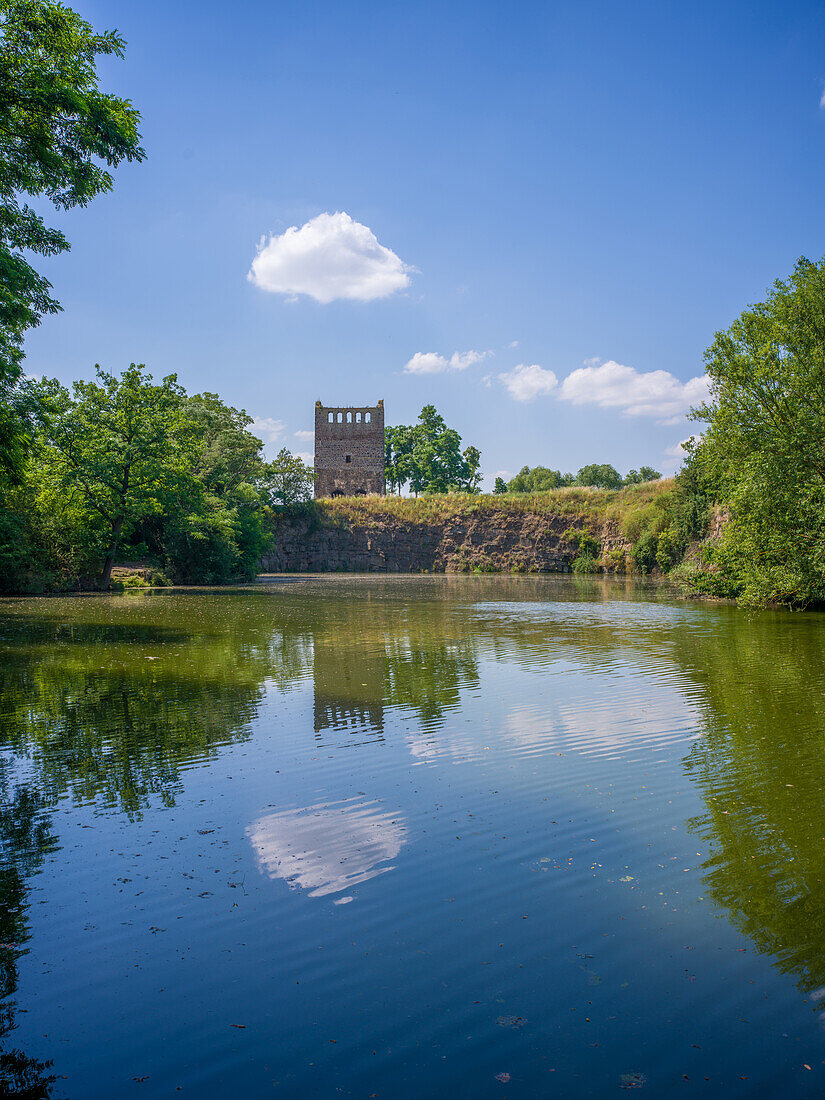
[655,529,678,573]
[564,527,600,558]
[573,552,598,574]
[112,573,150,590]
[670,556,742,599]
[632,531,658,574]
[621,504,654,543]
[604,547,628,573]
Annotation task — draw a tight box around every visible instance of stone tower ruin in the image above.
[314,401,386,498]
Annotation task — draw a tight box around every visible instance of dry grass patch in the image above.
[316,486,617,527]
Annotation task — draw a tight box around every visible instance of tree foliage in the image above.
[574,463,624,490]
[0,366,279,590]
[506,466,574,492]
[624,466,661,485]
[263,448,315,506]
[157,392,269,584]
[385,405,481,494]
[506,463,659,493]
[37,367,194,585]
[690,256,825,606]
[186,392,263,496]
[0,0,144,483]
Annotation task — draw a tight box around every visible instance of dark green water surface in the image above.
[1,575,824,1097]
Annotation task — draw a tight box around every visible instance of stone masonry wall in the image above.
[314,401,386,498]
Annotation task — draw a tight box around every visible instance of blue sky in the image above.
[25,0,825,486]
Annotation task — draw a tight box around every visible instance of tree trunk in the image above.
[100,516,124,588]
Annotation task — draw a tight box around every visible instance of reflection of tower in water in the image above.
[313,637,386,739]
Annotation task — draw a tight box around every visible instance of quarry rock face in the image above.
[260,506,631,574]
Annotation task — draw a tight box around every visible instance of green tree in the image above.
[462,445,482,494]
[0,0,145,482]
[36,365,194,586]
[154,392,270,584]
[493,476,508,494]
[3,372,277,590]
[264,447,315,506]
[384,424,416,494]
[408,405,458,494]
[631,530,658,574]
[575,463,623,490]
[639,465,661,482]
[186,393,264,495]
[694,256,825,606]
[507,465,574,492]
[385,406,481,494]
[624,466,661,485]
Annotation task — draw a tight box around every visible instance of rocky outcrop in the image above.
[259,506,632,574]
[708,505,730,541]
[598,519,633,572]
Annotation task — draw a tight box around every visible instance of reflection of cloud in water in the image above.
[407,667,702,763]
[247,799,406,898]
[504,681,702,759]
[471,600,702,630]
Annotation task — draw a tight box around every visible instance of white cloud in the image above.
[250,416,286,443]
[498,363,558,401]
[296,451,314,465]
[294,429,314,442]
[559,360,709,422]
[248,211,413,303]
[509,340,519,348]
[404,349,490,375]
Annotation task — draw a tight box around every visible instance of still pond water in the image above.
[0,575,824,1097]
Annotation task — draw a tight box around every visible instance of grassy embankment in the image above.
[325,484,618,523]
[286,477,700,577]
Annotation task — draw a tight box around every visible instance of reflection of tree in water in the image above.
[310,599,480,739]
[0,596,285,1093]
[0,589,478,1082]
[0,593,324,820]
[460,594,825,1007]
[451,593,825,1004]
[383,634,478,724]
[387,583,825,1007]
[679,613,825,1002]
[0,610,274,818]
[0,769,59,1098]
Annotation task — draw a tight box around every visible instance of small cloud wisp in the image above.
[404,349,490,375]
[498,363,559,401]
